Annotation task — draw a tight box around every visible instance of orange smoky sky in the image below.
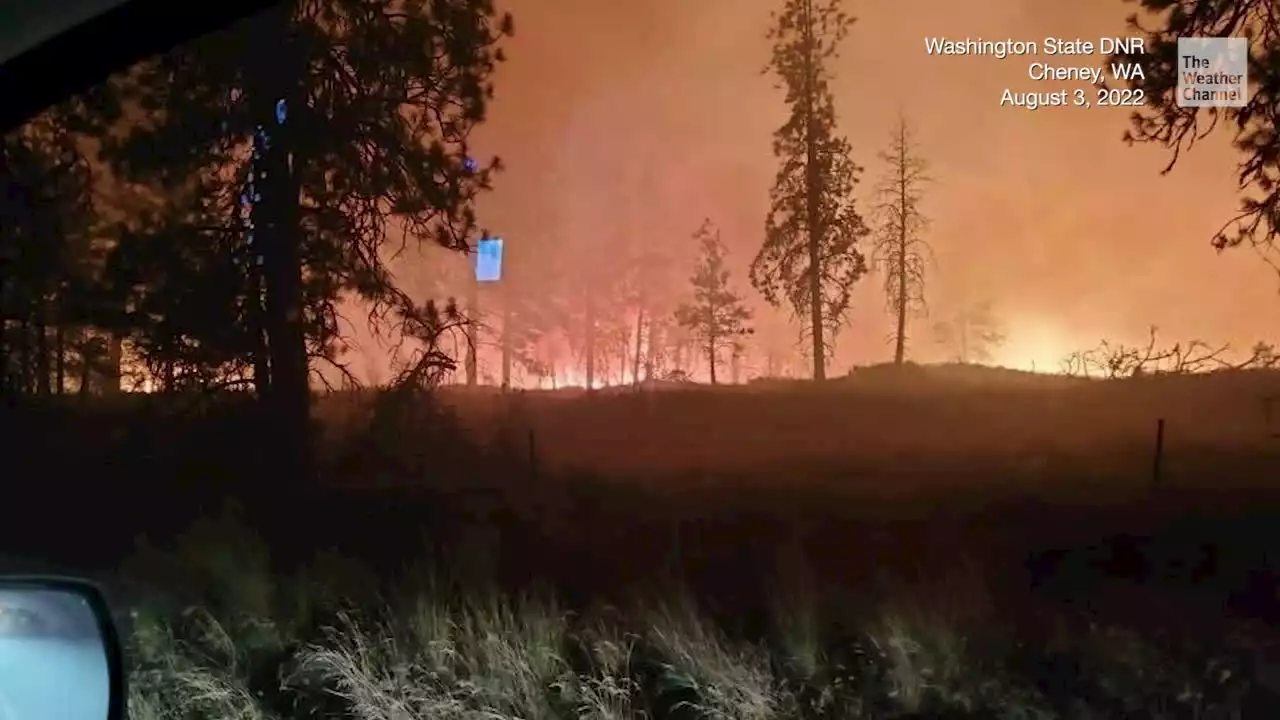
[363,0,1279,380]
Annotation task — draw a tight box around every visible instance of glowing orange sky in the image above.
[384,0,1279,378]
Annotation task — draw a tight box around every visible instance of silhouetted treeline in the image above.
[1,0,514,479]
[0,104,122,397]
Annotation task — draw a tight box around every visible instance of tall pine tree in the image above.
[751,0,868,381]
[88,0,512,478]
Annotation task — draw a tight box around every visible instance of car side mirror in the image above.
[0,577,126,720]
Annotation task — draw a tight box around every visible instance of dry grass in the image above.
[115,511,1280,720]
[315,364,1280,496]
[10,363,1280,717]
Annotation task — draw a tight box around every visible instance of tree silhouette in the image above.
[1108,0,1279,251]
[622,242,679,385]
[104,200,261,390]
[86,0,512,476]
[675,220,752,385]
[560,250,623,389]
[933,301,1005,364]
[870,114,933,365]
[495,241,567,390]
[0,106,100,396]
[751,0,869,381]
[757,310,804,378]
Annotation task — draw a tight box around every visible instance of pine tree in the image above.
[1109,0,1278,250]
[870,114,933,365]
[0,107,98,396]
[675,220,752,385]
[750,0,868,381]
[933,301,1005,364]
[87,0,512,478]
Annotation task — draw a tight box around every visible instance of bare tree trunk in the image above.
[248,0,312,481]
[79,343,92,396]
[706,303,718,384]
[615,341,625,385]
[500,290,512,390]
[34,301,51,396]
[16,318,31,393]
[644,319,658,382]
[893,272,907,363]
[584,290,596,390]
[247,249,271,398]
[893,124,909,365]
[707,337,718,385]
[104,334,122,394]
[632,308,644,385]
[801,0,825,381]
[465,279,479,386]
[54,321,65,394]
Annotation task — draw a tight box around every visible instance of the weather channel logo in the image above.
[1177,37,1249,107]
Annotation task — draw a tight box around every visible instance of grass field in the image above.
[6,362,1280,717]
[325,363,1280,494]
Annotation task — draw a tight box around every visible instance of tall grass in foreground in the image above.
[117,511,1276,720]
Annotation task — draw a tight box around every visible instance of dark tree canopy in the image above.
[1110,0,1278,251]
[0,0,513,485]
[0,106,104,395]
[91,0,509,368]
[4,0,519,486]
[752,0,868,381]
